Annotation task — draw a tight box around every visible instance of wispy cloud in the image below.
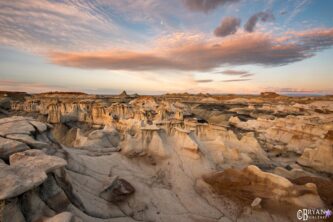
[240,73,254,78]
[220,70,248,75]
[195,79,213,83]
[0,1,123,52]
[285,0,312,24]
[219,70,254,81]
[222,78,252,82]
[262,87,333,95]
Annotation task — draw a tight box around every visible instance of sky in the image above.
[0,0,333,95]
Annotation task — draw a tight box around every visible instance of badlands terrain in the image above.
[0,90,332,222]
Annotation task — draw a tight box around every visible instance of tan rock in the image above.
[203,165,324,208]
[298,140,333,174]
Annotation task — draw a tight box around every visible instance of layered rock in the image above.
[297,140,333,174]
[0,150,66,200]
[0,137,30,160]
[2,92,333,221]
[203,165,324,208]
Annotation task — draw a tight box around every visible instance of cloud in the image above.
[220,70,248,75]
[222,78,251,82]
[218,69,255,78]
[0,0,121,52]
[48,28,333,71]
[0,0,178,52]
[195,79,213,83]
[183,0,240,12]
[240,73,254,78]
[244,11,275,32]
[262,87,333,95]
[280,10,287,15]
[0,80,70,93]
[214,17,241,37]
[49,51,185,71]
[285,0,311,24]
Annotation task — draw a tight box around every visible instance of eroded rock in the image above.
[99,176,135,202]
[203,165,324,208]
[0,150,66,200]
[0,137,30,160]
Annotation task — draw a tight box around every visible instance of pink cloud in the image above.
[47,28,333,71]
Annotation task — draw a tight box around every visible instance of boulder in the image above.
[0,150,66,200]
[0,116,36,134]
[0,137,30,160]
[99,176,135,202]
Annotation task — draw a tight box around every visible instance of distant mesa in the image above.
[0,91,29,97]
[37,91,87,96]
[0,91,29,101]
[260,91,280,98]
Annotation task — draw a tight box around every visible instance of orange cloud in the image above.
[48,28,333,71]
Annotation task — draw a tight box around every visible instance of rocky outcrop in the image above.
[0,150,66,200]
[0,137,30,160]
[297,140,333,174]
[173,127,200,159]
[230,113,332,154]
[203,165,324,208]
[2,92,333,221]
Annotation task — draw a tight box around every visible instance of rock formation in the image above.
[0,92,332,221]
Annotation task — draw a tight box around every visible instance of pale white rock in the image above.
[251,197,262,208]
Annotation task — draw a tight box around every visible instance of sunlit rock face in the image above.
[1,92,333,221]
